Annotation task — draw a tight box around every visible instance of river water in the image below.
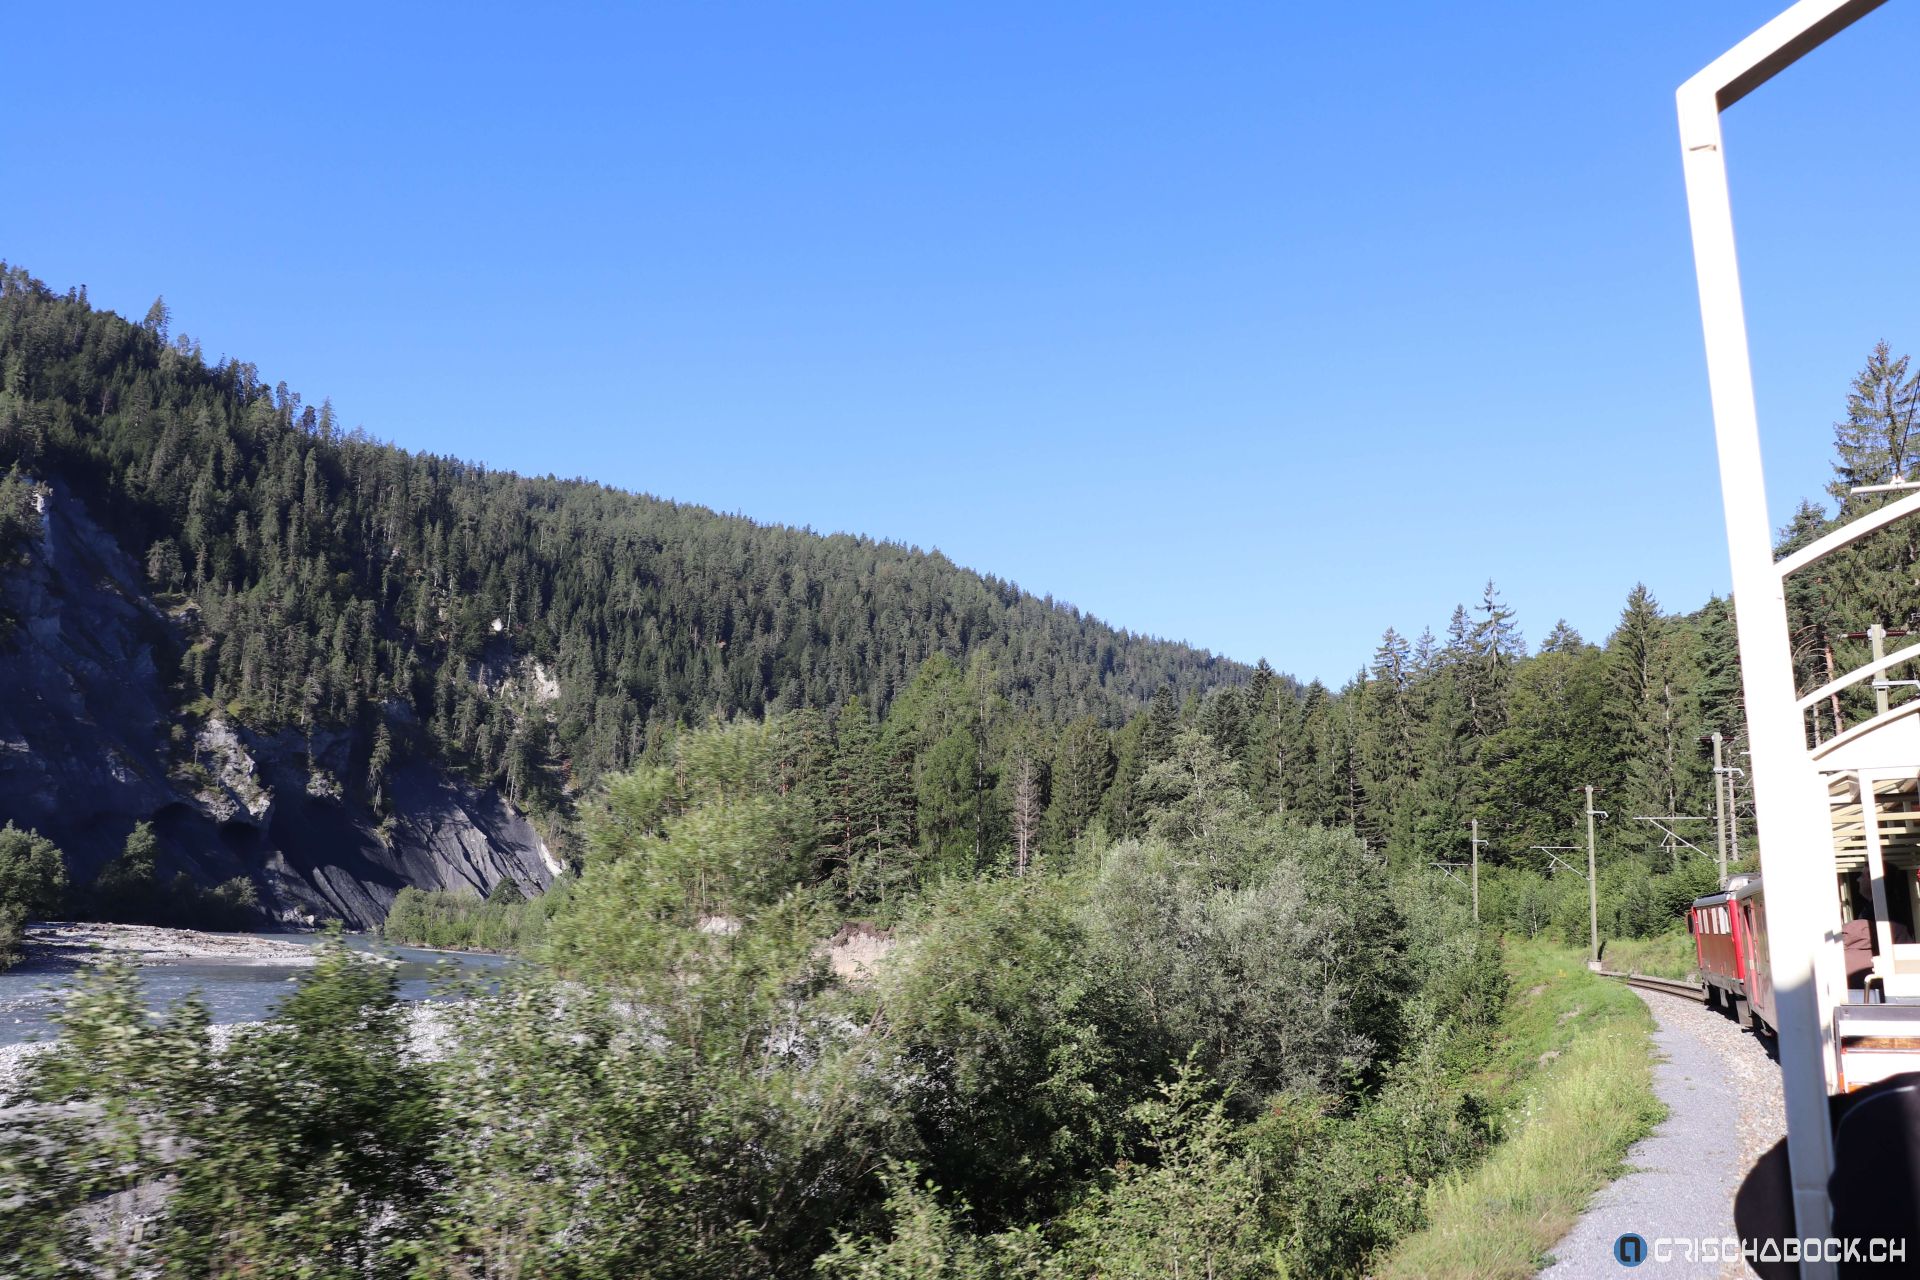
[0,932,514,1047]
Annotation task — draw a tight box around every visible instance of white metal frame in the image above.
[1677,2,1892,1269]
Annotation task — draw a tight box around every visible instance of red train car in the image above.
[1689,873,1774,1034]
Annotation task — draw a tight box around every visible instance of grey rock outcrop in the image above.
[0,481,557,929]
[189,718,274,827]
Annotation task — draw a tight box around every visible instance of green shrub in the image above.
[880,872,1123,1226]
[0,935,436,1278]
[381,878,567,952]
[0,821,66,919]
[1083,825,1408,1104]
[814,1166,1047,1280]
[1052,1058,1271,1280]
[0,902,24,970]
[85,821,264,930]
[1371,944,1663,1280]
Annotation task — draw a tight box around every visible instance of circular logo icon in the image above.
[1613,1233,1648,1267]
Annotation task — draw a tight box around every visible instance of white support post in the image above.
[1680,82,1844,1270]
[1676,3,1892,1265]
[1860,771,1896,962]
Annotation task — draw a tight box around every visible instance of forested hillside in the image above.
[4,257,1916,943]
[0,266,1243,789]
[1310,339,1920,939]
[0,265,1247,912]
[9,253,1920,1275]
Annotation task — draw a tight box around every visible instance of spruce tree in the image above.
[1406,672,1471,871]
[1042,716,1113,854]
[1828,341,1920,511]
[1274,681,1338,825]
[1197,687,1247,766]
[1607,585,1703,850]
[1462,580,1522,739]
[828,699,914,904]
[1241,659,1283,809]
[1538,619,1584,654]
[1357,628,1417,853]
[1140,686,1179,766]
[1820,346,1920,641]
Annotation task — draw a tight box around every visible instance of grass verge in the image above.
[1371,941,1664,1280]
[1600,928,1698,981]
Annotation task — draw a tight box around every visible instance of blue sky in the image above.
[6,2,1914,682]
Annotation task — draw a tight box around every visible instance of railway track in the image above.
[1597,970,1707,1003]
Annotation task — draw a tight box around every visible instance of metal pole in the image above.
[1871,622,1890,715]
[1469,817,1482,924]
[1585,785,1601,967]
[1729,765,1744,866]
[1712,731,1729,885]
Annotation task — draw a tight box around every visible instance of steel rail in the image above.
[1597,970,1709,1003]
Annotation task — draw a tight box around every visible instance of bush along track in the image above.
[1,717,1527,1280]
[0,718,1675,1280]
[1374,942,1664,1280]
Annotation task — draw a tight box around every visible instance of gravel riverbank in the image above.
[0,923,325,1099]
[1539,988,1784,1279]
[0,1001,459,1101]
[12,922,319,973]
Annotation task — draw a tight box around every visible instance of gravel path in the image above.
[1539,988,1785,1279]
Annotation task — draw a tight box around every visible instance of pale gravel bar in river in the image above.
[20,921,320,969]
[0,922,323,1099]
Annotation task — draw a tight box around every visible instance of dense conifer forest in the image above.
[0,265,1247,834]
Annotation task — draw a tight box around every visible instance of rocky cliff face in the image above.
[0,481,557,929]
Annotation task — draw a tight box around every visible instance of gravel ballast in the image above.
[1539,988,1784,1280]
